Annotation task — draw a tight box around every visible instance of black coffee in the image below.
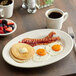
[48,12,62,19]
[0,0,12,6]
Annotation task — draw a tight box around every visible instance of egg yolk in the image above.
[52,44,61,51]
[36,49,47,56]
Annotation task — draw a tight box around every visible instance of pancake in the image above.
[10,51,26,63]
[10,43,35,61]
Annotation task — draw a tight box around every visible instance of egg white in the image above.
[46,42,63,56]
[33,45,50,62]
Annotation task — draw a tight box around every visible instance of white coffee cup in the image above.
[0,0,14,18]
[45,8,68,29]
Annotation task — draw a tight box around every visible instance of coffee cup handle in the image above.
[63,12,68,22]
[0,8,4,18]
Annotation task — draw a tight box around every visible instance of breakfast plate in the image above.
[2,29,73,68]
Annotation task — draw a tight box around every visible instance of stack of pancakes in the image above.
[10,43,35,63]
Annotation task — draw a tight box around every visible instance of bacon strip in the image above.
[21,32,56,44]
[43,32,56,39]
[26,37,60,47]
[19,32,61,47]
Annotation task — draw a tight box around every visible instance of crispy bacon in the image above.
[21,32,56,44]
[19,32,61,47]
[44,32,56,39]
[25,37,60,47]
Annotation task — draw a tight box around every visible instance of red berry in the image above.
[5,27,13,32]
[3,25,7,29]
[0,26,3,30]
[0,20,2,24]
[7,22,14,25]
[0,30,4,34]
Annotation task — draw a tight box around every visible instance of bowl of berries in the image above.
[0,19,17,36]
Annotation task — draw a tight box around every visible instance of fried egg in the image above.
[46,42,63,56]
[33,45,50,62]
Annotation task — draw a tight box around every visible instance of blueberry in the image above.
[11,26,15,30]
[2,24,6,27]
[2,20,7,25]
[7,25,10,27]
[3,29,9,33]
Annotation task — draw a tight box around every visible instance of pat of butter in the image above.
[19,48,28,53]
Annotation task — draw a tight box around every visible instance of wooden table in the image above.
[0,0,76,76]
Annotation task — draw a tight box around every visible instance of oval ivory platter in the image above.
[2,29,73,68]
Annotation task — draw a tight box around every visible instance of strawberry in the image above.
[0,20,2,24]
[5,27,13,32]
[0,26,3,30]
[3,25,7,29]
[0,30,4,34]
[7,22,14,25]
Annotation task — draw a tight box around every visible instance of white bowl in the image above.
[0,19,17,36]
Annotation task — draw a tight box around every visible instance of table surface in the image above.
[0,0,76,76]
